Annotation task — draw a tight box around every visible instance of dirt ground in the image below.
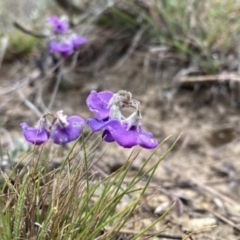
[1,51,240,240]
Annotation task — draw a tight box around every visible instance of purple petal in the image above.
[88,118,111,131]
[102,130,115,142]
[49,41,59,53]
[20,123,49,145]
[138,128,153,138]
[138,132,158,149]
[111,125,158,149]
[51,116,85,145]
[48,16,69,34]
[132,126,158,149]
[106,121,139,148]
[101,120,158,149]
[49,41,73,57]
[72,36,87,50]
[86,90,113,120]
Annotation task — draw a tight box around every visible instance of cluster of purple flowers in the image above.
[48,16,87,57]
[86,90,158,149]
[21,111,85,145]
[21,90,158,149]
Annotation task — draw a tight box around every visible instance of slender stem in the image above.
[69,50,80,71]
[36,84,48,112]
[18,90,42,117]
[48,61,64,110]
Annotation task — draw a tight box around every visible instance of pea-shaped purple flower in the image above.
[20,116,50,145]
[47,15,87,57]
[20,111,86,146]
[86,90,158,149]
[88,118,158,149]
[49,41,74,57]
[49,35,87,57]
[51,111,86,145]
[48,16,69,34]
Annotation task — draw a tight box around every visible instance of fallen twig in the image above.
[13,21,48,39]
[207,208,240,231]
[182,225,217,240]
[179,74,240,83]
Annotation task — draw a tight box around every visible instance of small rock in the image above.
[154,201,171,215]
[184,217,217,230]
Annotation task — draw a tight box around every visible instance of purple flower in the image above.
[49,41,73,57]
[88,118,158,149]
[20,123,49,145]
[21,111,86,146]
[51,115,86,145]
[49,16,69,34]
[49,35,87,57]
[86,90,158,149]
[48,15,87,57]
[86,90,113,120]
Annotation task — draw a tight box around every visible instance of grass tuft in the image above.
[87,0,240,74]
[0,136,175,239]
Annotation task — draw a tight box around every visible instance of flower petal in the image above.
[133,126,158,149]
[102,129,115,142]
[138,132,158,149]
[49,41,73,57]
[72,36,87,50]
[86,90,113,120]
[48,16,69,34]
[88,118,111,131]
[103,121,138,148]
[51,116,85,145]
[20,123,49,145]
[101,120,158,149]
